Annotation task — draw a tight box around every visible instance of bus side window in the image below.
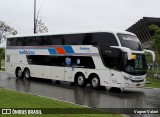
[92,33,118,46]
[16,38,24,46]
[41,36,51,45]
[63,34,84,45]
[82,33,93,45]
[51,36,62,45]
[7,39,11,46]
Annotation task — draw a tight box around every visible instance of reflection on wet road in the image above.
[0,71,160,116]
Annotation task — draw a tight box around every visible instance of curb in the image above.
[144,87,160,90]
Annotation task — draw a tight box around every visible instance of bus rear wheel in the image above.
[24,69,30,79]
[16,68,23,78]
[90,75,100,89]
[75,73,87,87]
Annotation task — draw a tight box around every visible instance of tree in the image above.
[36,19,48,33]
[0,47,5,69]
[35,9,48,33]
[0,48,5,59]
[0,21,17,44]
[148,24,160,63]
[148,25,160,52]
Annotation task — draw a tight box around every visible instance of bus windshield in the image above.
[117,33,142,51]
[122,53,147,75]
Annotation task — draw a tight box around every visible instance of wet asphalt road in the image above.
[0,71,160,117]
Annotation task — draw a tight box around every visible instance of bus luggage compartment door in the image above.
[64,67,72,82]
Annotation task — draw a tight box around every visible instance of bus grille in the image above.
[131,79,144,82]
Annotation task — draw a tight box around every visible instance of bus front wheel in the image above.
[24,69,30,79]
[75,73,87,87]
[90,75,100,89]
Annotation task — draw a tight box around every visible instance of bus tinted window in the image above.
[117,33,142,51]
[7,38,17,46]
[41,36,51,45]
[51,36,63,45]
[71,56,95,69]
[92,33,118,46]
[7,39,11,46]
[27,55,94,68]
[63,34,84,45]
[82,33,92,45]
[16,38,24,46]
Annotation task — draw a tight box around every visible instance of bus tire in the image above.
[24,68,30,79]
[75,73,87,87]
[90,75,100,89]
[16,68,23,78]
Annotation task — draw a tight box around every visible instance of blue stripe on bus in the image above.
[48,48,57,55]
[64,46,74,53]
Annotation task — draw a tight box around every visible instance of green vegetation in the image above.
[0,68,5,71]
[148,25,160,62]
[146,70,160,88]
[0,89,121,117]
[1,59,5,66]
[0,48,5,69]
[0,59,5,71]
[145,77,160,88]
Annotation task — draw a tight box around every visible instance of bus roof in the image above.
[7,29,135,38]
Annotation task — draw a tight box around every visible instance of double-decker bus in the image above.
[5,30,155,89]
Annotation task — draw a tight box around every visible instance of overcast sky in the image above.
[0,0,160,47]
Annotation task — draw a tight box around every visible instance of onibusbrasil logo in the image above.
[1,109,42,115]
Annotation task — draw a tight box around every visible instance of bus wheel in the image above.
[24,69,30,79]
[76,74,86,87]
[16,68,23,78]
[90,75,100,89]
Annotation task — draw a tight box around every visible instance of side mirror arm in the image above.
[110,46,132,60]
[144,49,155,62]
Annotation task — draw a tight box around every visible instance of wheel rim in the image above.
[92,77,99,88]
[77,76,84,85]
[25,70,29,78]
[18,69,22,77]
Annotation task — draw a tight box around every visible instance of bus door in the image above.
[110,70,122,87]
[51,56,65,81]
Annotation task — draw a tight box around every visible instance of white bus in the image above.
[5,30,155,89]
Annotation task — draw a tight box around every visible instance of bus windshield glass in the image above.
[123,53,147,75]
[117,33,142,51]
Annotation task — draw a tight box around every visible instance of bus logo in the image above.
[19,50,35,55]
[80,47,89,50]
[65,57,71,65]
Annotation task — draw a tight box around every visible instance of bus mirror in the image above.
[110,46,132,60]
[144,49,155,62]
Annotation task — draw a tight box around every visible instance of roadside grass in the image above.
[145,77,160,88]
[145,70,160,88]
[0,89,121,117]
